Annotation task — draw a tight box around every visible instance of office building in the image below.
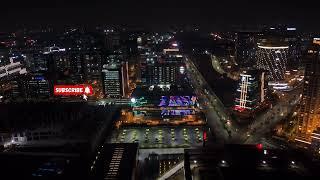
[43,50,69,81]
[105,31,121,52]
[39,48,103,83]
[81,51,102,82]
[24,75,51,99]
[257,41,289,82]
[102,62,129,98]
[139,52,158,84]
[143,55,185,86]
[25,53,48,73]
[295,44,320,143]
[0,58,27,80]
[234,69,266,112]
[235,31,257,67]
[67,49,103,83]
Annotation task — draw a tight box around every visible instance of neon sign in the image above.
[159,96,197,107]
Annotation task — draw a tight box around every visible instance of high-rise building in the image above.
[81,51,102,82]
[139,52,158,84]
[235,31,257,67]
[295,44,320,143]
[105,31,121,52]
[234,69,266,112]
[41,48,102,83]
[25,53,48,73]
[143,55,185,86]
[24,75,51,99]
[67,49,103,83]
[102,62,128,98]
[256,41,289,82]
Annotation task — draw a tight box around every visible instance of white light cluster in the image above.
[257,46,289,81]
[238,74,250,109]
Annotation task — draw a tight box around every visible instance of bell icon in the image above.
[84,86,91,94]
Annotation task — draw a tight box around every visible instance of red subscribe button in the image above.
[54,85,93,96]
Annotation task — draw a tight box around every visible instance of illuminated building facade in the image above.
[262,26,301,69]
[257,43,289,82]
[102,62,129,98]
[234,70,266,112]
[143,55,185,86]
[295,44,320,143]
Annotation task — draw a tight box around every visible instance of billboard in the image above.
[161,109,195,116]
[159,96,197,107]
[54,85,93,96]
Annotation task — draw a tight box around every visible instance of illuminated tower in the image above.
[295,44,320,143]
[257,42,289,82]
[234,69,266,112]
[102,62,129,98]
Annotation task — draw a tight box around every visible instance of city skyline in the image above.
[1,4,320,179]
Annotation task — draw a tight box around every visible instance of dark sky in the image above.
[1,0,320,31]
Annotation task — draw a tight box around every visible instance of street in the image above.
[244,86,302,144]
[185,56,239,143]
[185,55,301,145]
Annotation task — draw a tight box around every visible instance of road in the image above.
[185,56,240,143]
[210,55,239,80]
[244,87,302,144]
[186,55,302,145]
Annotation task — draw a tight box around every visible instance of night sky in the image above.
[1,0,320,31]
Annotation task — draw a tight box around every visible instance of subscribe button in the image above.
[54,85,93,96]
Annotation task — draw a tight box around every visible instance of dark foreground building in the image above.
[90,143,138,180]
[0,102,121,180]
[184,144,320,180]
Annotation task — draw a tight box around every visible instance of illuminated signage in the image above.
[172,43,178,47]
[54,85,93,96]
[287,28,296,31]
[179,66,185,74]
[159,96,197,107]
[161,109,195,116]
[34,76,45,81]
[163,48,179,53]
[203,131,207,141]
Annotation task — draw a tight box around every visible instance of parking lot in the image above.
[109,126,205,148]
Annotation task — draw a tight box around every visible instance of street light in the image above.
[131,98,136,103]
